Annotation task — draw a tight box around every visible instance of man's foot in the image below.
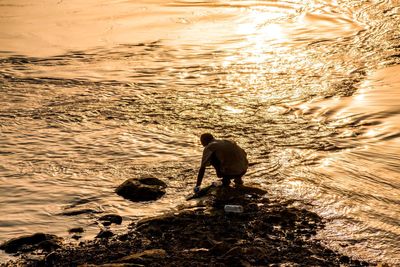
[234,177,243,187]
[221,177,231,187]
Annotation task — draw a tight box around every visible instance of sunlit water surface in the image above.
[0,0,399,264]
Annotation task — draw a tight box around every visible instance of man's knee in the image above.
[213,166,223,178]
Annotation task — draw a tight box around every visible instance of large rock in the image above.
[0,233,62,254]
[116,177,167,202]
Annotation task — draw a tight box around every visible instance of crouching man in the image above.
[194,133,248,193]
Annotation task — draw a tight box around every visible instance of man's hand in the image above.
[194,186,200,193]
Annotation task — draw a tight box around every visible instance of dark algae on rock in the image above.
[1,186,372,266]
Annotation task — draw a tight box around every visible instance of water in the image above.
[0,0,399,264]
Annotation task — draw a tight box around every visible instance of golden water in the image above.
[1,0,399,264]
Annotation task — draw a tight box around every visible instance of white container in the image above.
[224,205,244,213]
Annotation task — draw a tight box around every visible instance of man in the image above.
[194,133,248,193]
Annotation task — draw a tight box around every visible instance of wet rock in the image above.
[0,233,62,254]
[210,241,230,255]
[71,235,82,240]
[96,230,114,239]
[116,249,167,264]
[68,227,85,240]
[222,246,243,258]
[116,177,167,202]
[44,251,60,266]
[99,214,123,226]
[68,227,84,234]
[340,255,350,264]
[36,239,61,252]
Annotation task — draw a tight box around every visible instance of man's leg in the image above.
[210,154,223,178]
[234,176,243,187]
[222,176,231,187]
[234,171,246,187]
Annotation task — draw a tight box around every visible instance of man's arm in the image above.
[196,166,206,187]
[194,144,214,192]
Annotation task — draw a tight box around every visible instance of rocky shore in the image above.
[1,184,372,266]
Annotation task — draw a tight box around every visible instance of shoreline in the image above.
[1,185,373,266]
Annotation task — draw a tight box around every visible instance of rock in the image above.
[0,233,62,254]
[96,230,114,239]
[72,235,82,240]
[116,249,167,264]
[116,177,167,202]
[99,214,123,226]
[44,251,59,266]
[222,246,243,258]
[68,228,84,241]
[69,227,84,234]
[340,255,350,264]
[243,246,269,260]
[36,239,61,252]
[186,183,217,200]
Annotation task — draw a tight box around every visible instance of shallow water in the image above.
[1,0,399,264]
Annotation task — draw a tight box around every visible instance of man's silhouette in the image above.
[194,133,248,193]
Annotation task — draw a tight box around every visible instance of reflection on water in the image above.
[1,0,400,264]
[271,65,400,263]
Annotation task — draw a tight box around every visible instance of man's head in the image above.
[200,133,215,147]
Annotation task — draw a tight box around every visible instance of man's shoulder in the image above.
[205,140,220,150]
[206,139,239,150]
